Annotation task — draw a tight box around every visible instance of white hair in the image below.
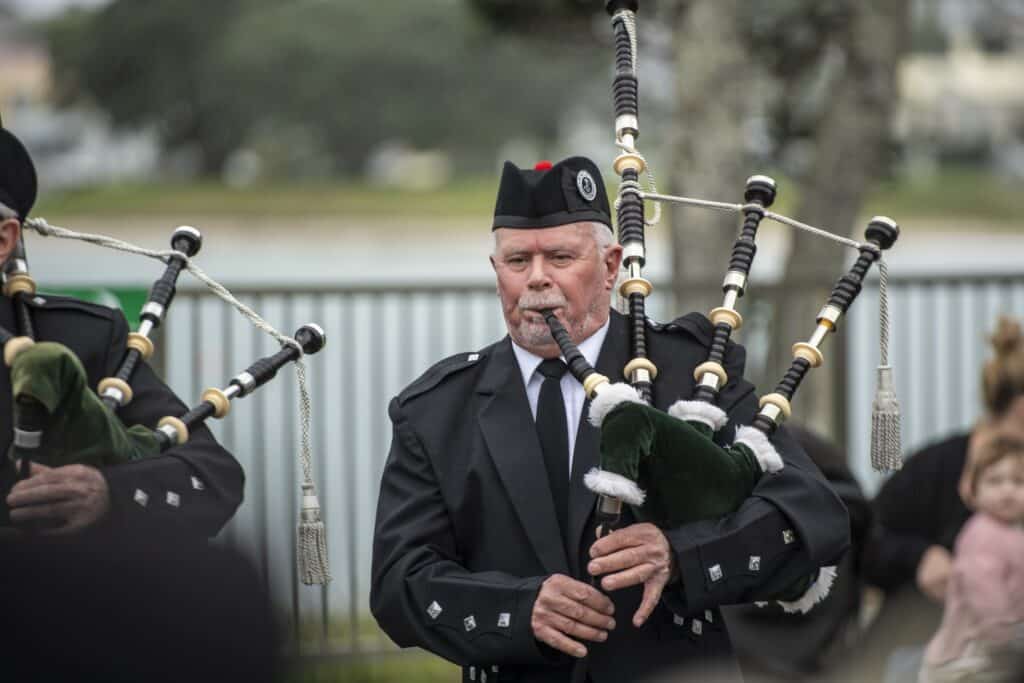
[492,221,615,257]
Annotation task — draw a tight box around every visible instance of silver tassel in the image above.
[871,365,902,471]
[870,259,902,472]
[297,483,331,585]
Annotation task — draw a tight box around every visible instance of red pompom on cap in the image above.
[534,160,553,171]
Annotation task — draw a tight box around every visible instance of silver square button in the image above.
[191,476,205,491]
[749,555,761,571]
[783,529,796,544]
[497,612,511,628]
[705,610,714,623]
[691,619,703,636]
[426,601,442,620]
[708,563,723,582]
[464,615,477,632]
[166,491,181,507]
[133,489,149,507]
[673,614,685,626]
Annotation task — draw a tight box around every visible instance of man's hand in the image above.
[916,544,952,603]
[588,523,676,627]
[6,462,111,533]
[531,574,616,658]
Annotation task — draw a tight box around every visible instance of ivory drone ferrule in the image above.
[583,373,610,399]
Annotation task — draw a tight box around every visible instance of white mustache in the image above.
[517,293,567,313]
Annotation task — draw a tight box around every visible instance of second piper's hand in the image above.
[531,574,616,658]
[6,461,111,533]
[588,523,677,627]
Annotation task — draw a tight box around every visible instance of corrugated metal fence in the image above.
[160,272,1024,656]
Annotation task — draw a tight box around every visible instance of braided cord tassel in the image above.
[871,259,902,472]
[295,359,331,585]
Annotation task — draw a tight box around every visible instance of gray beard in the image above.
[512,292,604,350]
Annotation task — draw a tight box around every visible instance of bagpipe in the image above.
[543,0,903,613]
[0,222,331,585]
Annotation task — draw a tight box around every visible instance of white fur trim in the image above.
[734,425,785,474]
[667,399,728,431]
[583,468,646,506]
[587,382,644,428]
[774,566,838,614]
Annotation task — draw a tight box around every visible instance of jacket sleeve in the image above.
[860,444,949,591]
[662,384,851,615]
[98,309,244,537]
[371,397,550,667]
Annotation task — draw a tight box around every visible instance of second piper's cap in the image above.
[0,127,37,220]
[492,156,611,231]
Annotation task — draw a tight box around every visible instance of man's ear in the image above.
[604,243,623,290]
[0,218,21,265]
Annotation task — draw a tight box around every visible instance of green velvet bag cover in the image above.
[8,342,161,467]
[598,401,760,526]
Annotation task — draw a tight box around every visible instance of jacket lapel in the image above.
[477,337,570,575]
[567,311,630,574]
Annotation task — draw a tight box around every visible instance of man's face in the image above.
[491,222,622,358]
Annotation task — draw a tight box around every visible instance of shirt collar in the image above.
[511,316,611,388]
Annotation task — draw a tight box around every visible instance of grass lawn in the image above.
[32,167,1021,227]
[285,653,458,683]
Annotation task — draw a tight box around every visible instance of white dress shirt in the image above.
[511,318,610,477]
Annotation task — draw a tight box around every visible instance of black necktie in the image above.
[536,358,570,549]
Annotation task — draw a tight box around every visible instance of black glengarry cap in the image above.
[492,156,611,231]
[0,128,37,220]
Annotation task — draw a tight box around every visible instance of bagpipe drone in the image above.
[543,0,903,613]
[0,127,329,585]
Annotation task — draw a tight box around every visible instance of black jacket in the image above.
[371,310,849,682]
[0,293,244,536]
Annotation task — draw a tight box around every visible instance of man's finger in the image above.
[7,482,76,508]
[590,530,637,559]
[537,626,587,659]
[549,594,616,631]
[7,468,74,495]
[555,577,615,615]
[588,546,646,577]
[550,612,608,643]
[8,500,75,524]
[574,585,615,615]
[601,563,656,592]
[633,578,665,627]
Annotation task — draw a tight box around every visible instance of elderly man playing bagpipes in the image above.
[369,153,879,681]
[369,5,913,681]
[0,125,246,537]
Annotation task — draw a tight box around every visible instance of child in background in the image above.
[919,435,1024,682]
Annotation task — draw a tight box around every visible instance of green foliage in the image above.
[468,0,603,33]
[47,0,247,173]
[285,653,458,683]
[46,0,604,177]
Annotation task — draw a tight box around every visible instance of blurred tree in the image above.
[47,0,602,178]
[47,0,248,174]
